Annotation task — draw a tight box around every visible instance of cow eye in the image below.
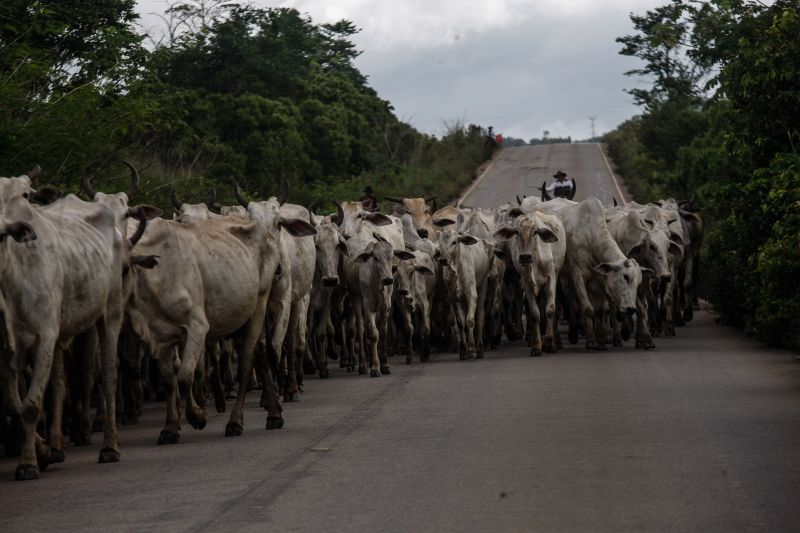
[624,275,631,283]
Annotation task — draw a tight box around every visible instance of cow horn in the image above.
[384,196,404,203]
[122,160,139,198]
[277,180,290,205]
[613,197,618,207]
[26,164,42,182]
[205,188,217,208]
[425,196,437,203]
[568,178,577,200]
[233,182,249,208]
[129,208,147,247]
[540,181,551,202]
[81,172,97,199]
[170,189,183,211]
[333,199,345,227]
[307,201,317,227]
[516,195,522,206]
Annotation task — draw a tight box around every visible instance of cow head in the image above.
[594,258,645,313]
[0,165,58,210]
[355,241,412,287]
[171,188,220,223]
[314,222,348,287]
[82,162,161,240]
[493,213,558,267]
[233,182,316,240]
[385,197,437,239]
[333,199,392,240]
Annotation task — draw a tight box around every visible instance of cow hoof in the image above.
[157,430,180,445]
[358,367,366,375]
[405,357,412,365]
[476,353,484,359]
[530,349,542,357]
[318,368,330,379]
[621,327,631,341]
[595,344,608,352]
[665,325,676,337]
[92,420,104,433]
[683,308,694,322]
[50,448,66,464]
[303,359,316,375]
[568,329,579,345]
[370,369,381,377]
[98,447,120,463]
[186,411,207,431]
[266,416,284,430]
[15,464,40,481]
[381,366,391,375]
[612,338,623,348]
[224,423,243,437]
[466,353,476,361]
[284,392,300,402]
[215,397,226,414]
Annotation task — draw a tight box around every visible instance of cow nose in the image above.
[417,228,429,238]
[397,288,408,295]
[519,253,532,264]
[322,276,339,287]
[661,275,671,284]
[382,277,394,286]
[625,307,636,316]
[438,258,448,266]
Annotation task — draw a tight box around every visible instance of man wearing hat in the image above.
[546,170,574,198]
[360,186,379,213]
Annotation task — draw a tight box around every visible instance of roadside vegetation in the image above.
[606,0,800,350]
[0,1,492,210]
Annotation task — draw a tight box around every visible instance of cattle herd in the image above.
[0,164,703,481]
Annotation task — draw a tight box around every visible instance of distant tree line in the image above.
[606,0,800,350]
[0,0,493,210]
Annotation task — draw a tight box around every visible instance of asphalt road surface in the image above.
[4,144,800,532]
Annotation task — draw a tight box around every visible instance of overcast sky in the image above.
[136,0,664,140]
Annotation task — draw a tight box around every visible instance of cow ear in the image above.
[131,255,159,269]
[337,236,349,255]
[414,265,435,276]
[508,207,524,218]
[433,218,455,227]
[535,227,559,243]
[129,205,163,220]
[668,240,683,259]
[669,232,684,246]
[372,232,387,243]
[459,235,479,245]
[493,248,506,259]
[680,211,701,223]
[639,266,654,278]
[0,221,37,243]
[593,262,618,274]
[280,218,317,237]
[629,242,645,257]
[30,186,62,205]
[364,212,393,226]
[643,219,655,227]
[355,252,373,263]
[493,227,517,240]
[394,250,415,260]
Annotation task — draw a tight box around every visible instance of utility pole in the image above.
[589,116,597,139]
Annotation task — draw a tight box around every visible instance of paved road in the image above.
[4,144,800,532]
[461,143,627,207]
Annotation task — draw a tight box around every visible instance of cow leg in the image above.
[527,290,543,356]
[283,299,306,402]
[175,315,209,432]
[403,304,415,365]
[366,311,381,377]
[47,346,67,464]
[420,297,431,361]
[464,287,479,360]
[663,273,677,336]
[156,347,181,444]
[542,276,558,353]
[3,340,55,480]
[95,312,123,464]
[378,291,392,375]
[635,287,655,350]
[570,274,596,350]
[70,330,96,444]
[475,282,488,359]
[207,342,226,414]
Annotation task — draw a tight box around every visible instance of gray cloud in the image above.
[136,0,664,140]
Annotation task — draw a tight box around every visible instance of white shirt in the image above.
[546,178,573,192]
